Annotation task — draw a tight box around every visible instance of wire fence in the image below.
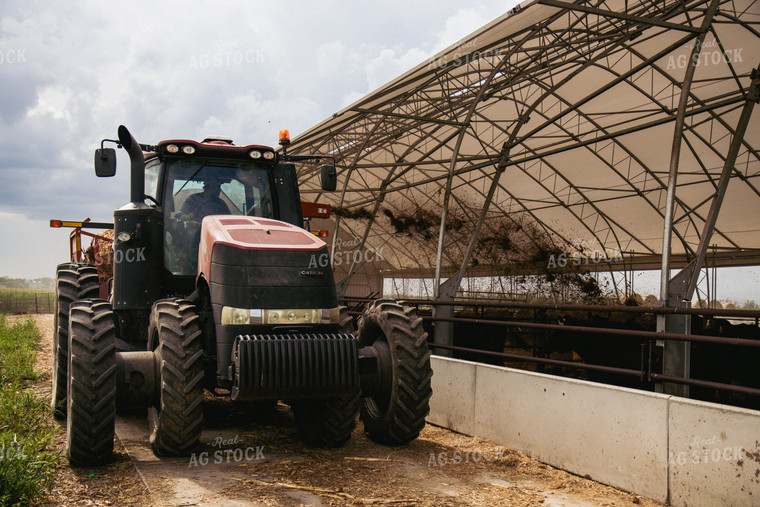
[0,290,55,314]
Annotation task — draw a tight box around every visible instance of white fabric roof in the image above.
[287,0,760,278]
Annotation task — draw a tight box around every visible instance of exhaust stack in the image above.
[117,125,146,206]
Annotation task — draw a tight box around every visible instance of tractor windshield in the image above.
[163,159,274,275]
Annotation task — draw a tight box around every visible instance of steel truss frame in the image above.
[284,0,760,318]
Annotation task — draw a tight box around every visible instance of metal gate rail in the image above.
[341,296,760,400]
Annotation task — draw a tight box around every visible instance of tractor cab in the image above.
[148,141,280,277]
[95,128,313,305]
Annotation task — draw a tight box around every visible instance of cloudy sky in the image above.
[1,0,757,303]
[0,0,517,278]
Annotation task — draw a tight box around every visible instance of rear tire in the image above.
[291,306,360,448]
[52,263,99,419]
[357,299,433,446]
[65,299,116,466]
[291,389,361,447]
[148,298,204,457]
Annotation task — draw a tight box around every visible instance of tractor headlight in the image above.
[221,307,262,325]
[220,306,340,325]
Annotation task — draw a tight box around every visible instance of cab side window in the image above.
[145,159,160,205]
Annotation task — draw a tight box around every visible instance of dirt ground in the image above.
[21,313,662,506]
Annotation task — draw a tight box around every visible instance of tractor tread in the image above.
[148,298,204,457]
[65,299,116,466]
[291,388,362,448]
[357,300,433,446]
[52,263,99,419]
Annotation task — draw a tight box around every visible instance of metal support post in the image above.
[657,65,759,394]
[433,277,459,357]
[656,0,721,397]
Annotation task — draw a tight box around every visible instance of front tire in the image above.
[52,263,99,419]
[148,298,204,457]
[357,300,433,446]
[65,299,116,466]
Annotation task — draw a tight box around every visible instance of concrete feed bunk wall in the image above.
[427,356,760,506]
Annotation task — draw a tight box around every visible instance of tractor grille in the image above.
[231,333,358,400]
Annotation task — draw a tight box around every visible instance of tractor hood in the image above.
[201,216,324,252]
[198,216,327,279]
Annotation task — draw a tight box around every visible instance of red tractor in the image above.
[51,125,432,465]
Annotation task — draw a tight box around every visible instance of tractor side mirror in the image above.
[94,148,117,177]
[320,164,337,192]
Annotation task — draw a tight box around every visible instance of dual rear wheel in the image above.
[52,263,99,419]
[59,296,205,465]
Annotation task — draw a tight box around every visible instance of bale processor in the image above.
[51,125,433,466]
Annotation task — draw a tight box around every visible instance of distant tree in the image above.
[0,276,27,289]
[742,300,759,310]
[0,276,55,290]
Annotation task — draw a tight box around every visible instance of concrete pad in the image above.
[471,362,669,502]
[429,356,477,433]
[668,398,760,507]
[115,415,266,506]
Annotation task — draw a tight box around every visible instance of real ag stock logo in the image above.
[188,434,266,467]
[666,40,743,70]
[189,39,265,69]
[308,237,386,269]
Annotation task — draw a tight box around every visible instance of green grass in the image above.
[0,315,59,506]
